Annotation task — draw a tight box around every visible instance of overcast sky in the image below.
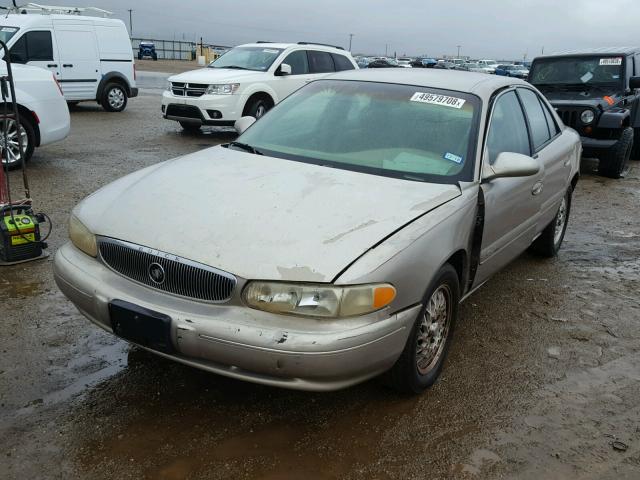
[41,0,640,59]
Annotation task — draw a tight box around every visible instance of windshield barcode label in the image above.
[600,57,622,66]
[410,92,466,109]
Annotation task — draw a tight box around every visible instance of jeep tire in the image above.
[600,127,633,179]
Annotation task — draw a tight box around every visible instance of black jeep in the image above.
[138,41,158,61]
[529,48,640,178]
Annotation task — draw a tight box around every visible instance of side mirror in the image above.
[276,63,292,76]
[482,152,540,181]
[234,116,256,135]
[629,76,640,90]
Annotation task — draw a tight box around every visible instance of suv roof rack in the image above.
[297,42,344,51]
[3,3,113,17]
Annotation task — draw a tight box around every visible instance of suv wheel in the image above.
[384,264,459,393]
[600,127,633,178]
[245,97,271,119]
[101,83,128,112]
[0,114,35,171]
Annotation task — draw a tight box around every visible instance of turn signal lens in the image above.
[243,282,396,318]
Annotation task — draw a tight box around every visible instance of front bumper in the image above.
[53,242,418,391]
[161,90,243,127]
[580,136,618,155]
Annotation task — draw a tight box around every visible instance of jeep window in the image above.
[308,51,335,73]
[209,46,284,71]
[332,54,355,71]
[529,56,623,86]
[282,50,308,75]
[237,79,480,184]
[540,98,560,136]
[518,88,551,150]
[9,31,53,63]
[487,91,530,164]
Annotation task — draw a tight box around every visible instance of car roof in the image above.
[0,12,124,27]
[239,42,346,53]
[327,69,528,99]
[538,46,640,58]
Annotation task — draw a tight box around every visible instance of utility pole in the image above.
[457,45,461,58]
[348,33,354,52]
[127,9,133,35]
[385,43,388,56]
[541,46,545,55]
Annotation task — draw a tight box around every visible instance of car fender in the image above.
[241,82,279,106]
[597,108,630,129]
[334,186,478,312]
[97,71,132,99]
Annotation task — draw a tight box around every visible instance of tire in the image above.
[137,52,142,60]
[385,264,460,393]
[101,82,128,112]
[245,97,271,119]
[599,127,633,178]
[530,188,572,257]
[631,127,640,160]
[0,114,35,171]
[179,121,201,132]
[152,53,158,61]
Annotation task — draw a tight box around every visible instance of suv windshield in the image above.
[0,26,19,45]
[237,80,479,183]
[529,56,623,86]
[209,46,284,71]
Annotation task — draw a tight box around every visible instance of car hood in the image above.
[75,147,461,282]
[169,68,265,84]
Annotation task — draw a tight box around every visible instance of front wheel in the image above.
[599,127,633,178]
[101,83,128,112]
[385,264,459,393]
[245,98,271,119]
[0,114,35,171]
[530,188,571,257]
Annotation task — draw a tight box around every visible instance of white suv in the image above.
[161,42,358,131]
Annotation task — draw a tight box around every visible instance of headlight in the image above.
[69,214,97,257]
[205,83,240,95]
[581,109,595,124]
[165,81,172,92]
[243,281,397,318]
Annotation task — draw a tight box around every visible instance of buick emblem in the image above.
[148,262,166,285]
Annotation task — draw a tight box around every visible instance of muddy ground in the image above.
[1,77,639,480]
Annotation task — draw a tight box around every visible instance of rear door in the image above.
[53,22,100,100]
[473,89,544,287]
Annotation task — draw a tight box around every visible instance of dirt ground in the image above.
[1,85,639,479]
[136,59,203,74]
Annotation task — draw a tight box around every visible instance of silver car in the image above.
[54,70,581,393]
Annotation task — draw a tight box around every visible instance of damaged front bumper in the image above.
[53,242,419,391]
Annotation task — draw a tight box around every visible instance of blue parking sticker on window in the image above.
[444,152,463,164]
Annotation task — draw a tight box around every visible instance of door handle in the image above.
[62,64,73,68]
[532,182,544,196]
[47,63,58,68]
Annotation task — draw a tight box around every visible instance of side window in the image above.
[25,31,53,61]
[9,35,27,64]
[518,88,551,150]
[486,91,531,164]
[8,31,53,63]
[282,50,308,75]
[307,51,334,74]
[332,53,355,71]
[540,97,560,137]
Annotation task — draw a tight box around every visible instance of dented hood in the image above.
[75,147,461,281]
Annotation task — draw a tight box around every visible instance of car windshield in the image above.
[209,46,283,71]
[529,56,623,85]
[237,80,479,183]
[0,26,19,45]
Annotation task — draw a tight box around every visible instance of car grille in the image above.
[98,238,236,302]
[556,108,579,129]
[171,82,208,97]
[165,104,203,120]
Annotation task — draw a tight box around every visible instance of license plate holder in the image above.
[109,299,174,354]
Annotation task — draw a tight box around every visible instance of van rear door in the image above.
[53,22,100,100]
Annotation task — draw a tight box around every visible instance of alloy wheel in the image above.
[416,285,452,375]
[553,196,568,246]
[0,119,28,167]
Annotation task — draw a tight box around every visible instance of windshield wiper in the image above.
[215,65,251,70]
[229,141,263,155]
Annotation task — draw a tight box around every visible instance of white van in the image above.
[0,4,137,112]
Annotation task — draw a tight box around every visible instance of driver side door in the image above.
[473,89,544,287]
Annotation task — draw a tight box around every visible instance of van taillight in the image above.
[133,63,136,81]
[53,73,63,96]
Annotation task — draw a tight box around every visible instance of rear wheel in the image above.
[179,121,201,133]
[385,264,459,393]
[599,127,633,178]
[0,114,35,171]
[530,188,571,257]
[101,83,128,112]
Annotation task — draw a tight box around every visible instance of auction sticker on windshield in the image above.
[600,57,622,66]
[410,92,466,109]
